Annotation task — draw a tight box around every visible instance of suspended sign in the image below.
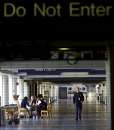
[0,0,112,38]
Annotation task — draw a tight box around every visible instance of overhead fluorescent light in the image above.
[61,72,88,77]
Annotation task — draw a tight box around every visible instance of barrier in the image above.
[0,107,6,126]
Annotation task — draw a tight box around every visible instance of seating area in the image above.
[4,101,54,121]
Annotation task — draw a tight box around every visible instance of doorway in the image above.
[59,87,67,99]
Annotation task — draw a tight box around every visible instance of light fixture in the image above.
[58,48,70,51]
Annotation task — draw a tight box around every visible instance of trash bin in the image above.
[0,107,6,126]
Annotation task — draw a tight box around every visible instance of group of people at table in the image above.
[13,95,50,118]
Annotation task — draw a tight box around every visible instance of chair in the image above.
[41,103,53,119]
[47,103,53,118]
[19,108,29,118]
[41,110,48,118]
[5,106,18,120]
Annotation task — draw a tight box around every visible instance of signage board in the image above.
[0,0,112,39]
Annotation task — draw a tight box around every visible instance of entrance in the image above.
[59,87,67,99]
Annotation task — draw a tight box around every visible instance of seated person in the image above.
[40,99,47,110]
[30,96,37,106]
[21,97,30,117]
[29,96,37,117]
[36,98,47,118]
[21,97,30,109]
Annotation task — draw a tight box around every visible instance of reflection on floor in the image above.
[0,99,111,130]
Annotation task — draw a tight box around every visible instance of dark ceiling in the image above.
[0,40,107,61]
[0,40,110,47]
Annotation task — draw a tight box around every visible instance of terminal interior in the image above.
[0,41,111,130]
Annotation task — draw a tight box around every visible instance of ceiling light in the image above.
[58,48,70,51]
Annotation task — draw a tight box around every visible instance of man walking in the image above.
[73,87,84,121]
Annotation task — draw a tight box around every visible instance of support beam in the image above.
[109,46,114,130]
[2,75,9,106]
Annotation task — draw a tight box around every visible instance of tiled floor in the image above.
[0,99,111,130]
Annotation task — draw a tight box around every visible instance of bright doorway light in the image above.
[88,92,93,102]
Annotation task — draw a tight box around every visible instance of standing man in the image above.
[73,87,84,121]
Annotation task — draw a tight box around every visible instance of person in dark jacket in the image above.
[36,97,47,118]
[21,96,30,108]
[73,87,84,121]
[20,96,31,117]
